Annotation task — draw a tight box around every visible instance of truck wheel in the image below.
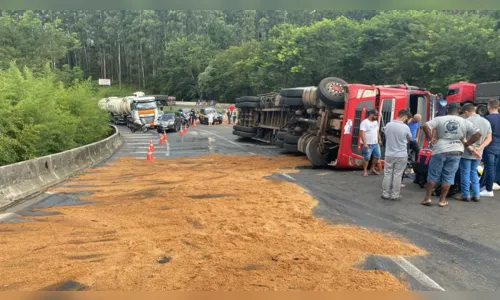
[276,131,287,140]
[233,125,257,133]
[284,134,301,144]
[305,136,329,167]
[236,102,260,109]
[476,105,488,116]
[236,96,260,103]
[233,130,256,138]
[317,77,347,108]
[283,142,300,153]
[280,87,314,98]
[280,96,304,107]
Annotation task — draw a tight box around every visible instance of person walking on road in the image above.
[232,109,237,124]
[381,109,413,201]
[360,109,382,177]
[407,114,422,162]
[421,102,481,207]
[479,99,500,197]
[227,109,232,125]
[456,103,492,202]
[208,112,214,126]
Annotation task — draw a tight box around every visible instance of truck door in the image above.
[377,88,407,159]
[347,88,377,159]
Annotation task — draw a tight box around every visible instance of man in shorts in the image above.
[421,103,482,207]
[360,109,382,177]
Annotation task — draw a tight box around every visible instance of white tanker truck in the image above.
[99,92,160,132]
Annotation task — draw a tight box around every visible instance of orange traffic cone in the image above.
[149,140,155,152]
[163,130,167,140]
[159,134,165,145]
[184,124,188,133]
[146,149,153,161]
[179,125,184,136]
[193,120,197,128]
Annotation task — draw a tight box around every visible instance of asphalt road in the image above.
[3,123,500,291]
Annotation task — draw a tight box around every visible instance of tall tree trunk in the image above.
[118,41,122,89]
[140,42,145,89]
[103,48,107,78]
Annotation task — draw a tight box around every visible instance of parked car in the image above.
[156,112,181,133]
[199,107,223,125]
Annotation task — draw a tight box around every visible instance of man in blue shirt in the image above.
[436,94,448,117]
[480,99,500,197]
[407,114,421,162]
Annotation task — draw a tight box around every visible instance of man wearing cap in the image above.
[360,109,382,177]
[421,102,482,207]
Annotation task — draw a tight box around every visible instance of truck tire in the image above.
[476,104,488,116]
[317,77,347,108]
[275,139,285,148]
[236,101,260,109]
[233,125,257,133]
[280,96,304,107]
[298,133,315,153]
[233,130,256,138]
[280,87,315,98]
[238,96,260,103]
[276,131,287,140]
[284,134,301,144]
[305,136,329,167]
[284,142,299,153]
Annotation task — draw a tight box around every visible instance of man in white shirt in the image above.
[360,109,382,177]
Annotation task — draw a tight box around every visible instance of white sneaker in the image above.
[480,190,494,197]
[481,186,486,192]
[493,183,500,191]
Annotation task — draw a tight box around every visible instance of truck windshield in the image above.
[135,102,157,110]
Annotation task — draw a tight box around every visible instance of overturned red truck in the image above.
[233,77,437,169]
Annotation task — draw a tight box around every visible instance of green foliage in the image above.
[0,64,111,166]
[200,10,500,98]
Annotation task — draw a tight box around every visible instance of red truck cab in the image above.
[446,82,476,104]
[332,84,434,169]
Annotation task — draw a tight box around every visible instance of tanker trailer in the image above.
[105,96,129,125]
[98,98,108,110]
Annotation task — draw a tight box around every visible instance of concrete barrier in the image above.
[0,126,124,209]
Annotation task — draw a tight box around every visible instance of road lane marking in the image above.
[0,213,18,221]
[280,173,296,181]
[390,256,445,291]
[197,129,244,148]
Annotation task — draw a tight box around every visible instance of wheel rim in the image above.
[325,81,345,96]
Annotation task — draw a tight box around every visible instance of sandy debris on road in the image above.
[0,154,425,291]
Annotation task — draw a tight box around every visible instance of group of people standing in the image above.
[359,99,500,207]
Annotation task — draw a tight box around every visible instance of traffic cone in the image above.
[159,134,165,145]
[149,140,155,152]
[163,130,168,140]
[193,120,197,128]
[179,125,184,136]
[184,124,188,133]
[146,149,153,161]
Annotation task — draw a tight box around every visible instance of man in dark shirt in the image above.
[480,99,500,197]
[436,94,448,117]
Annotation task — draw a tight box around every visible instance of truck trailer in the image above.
[99,93,160,132]
[233,77,436,169]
